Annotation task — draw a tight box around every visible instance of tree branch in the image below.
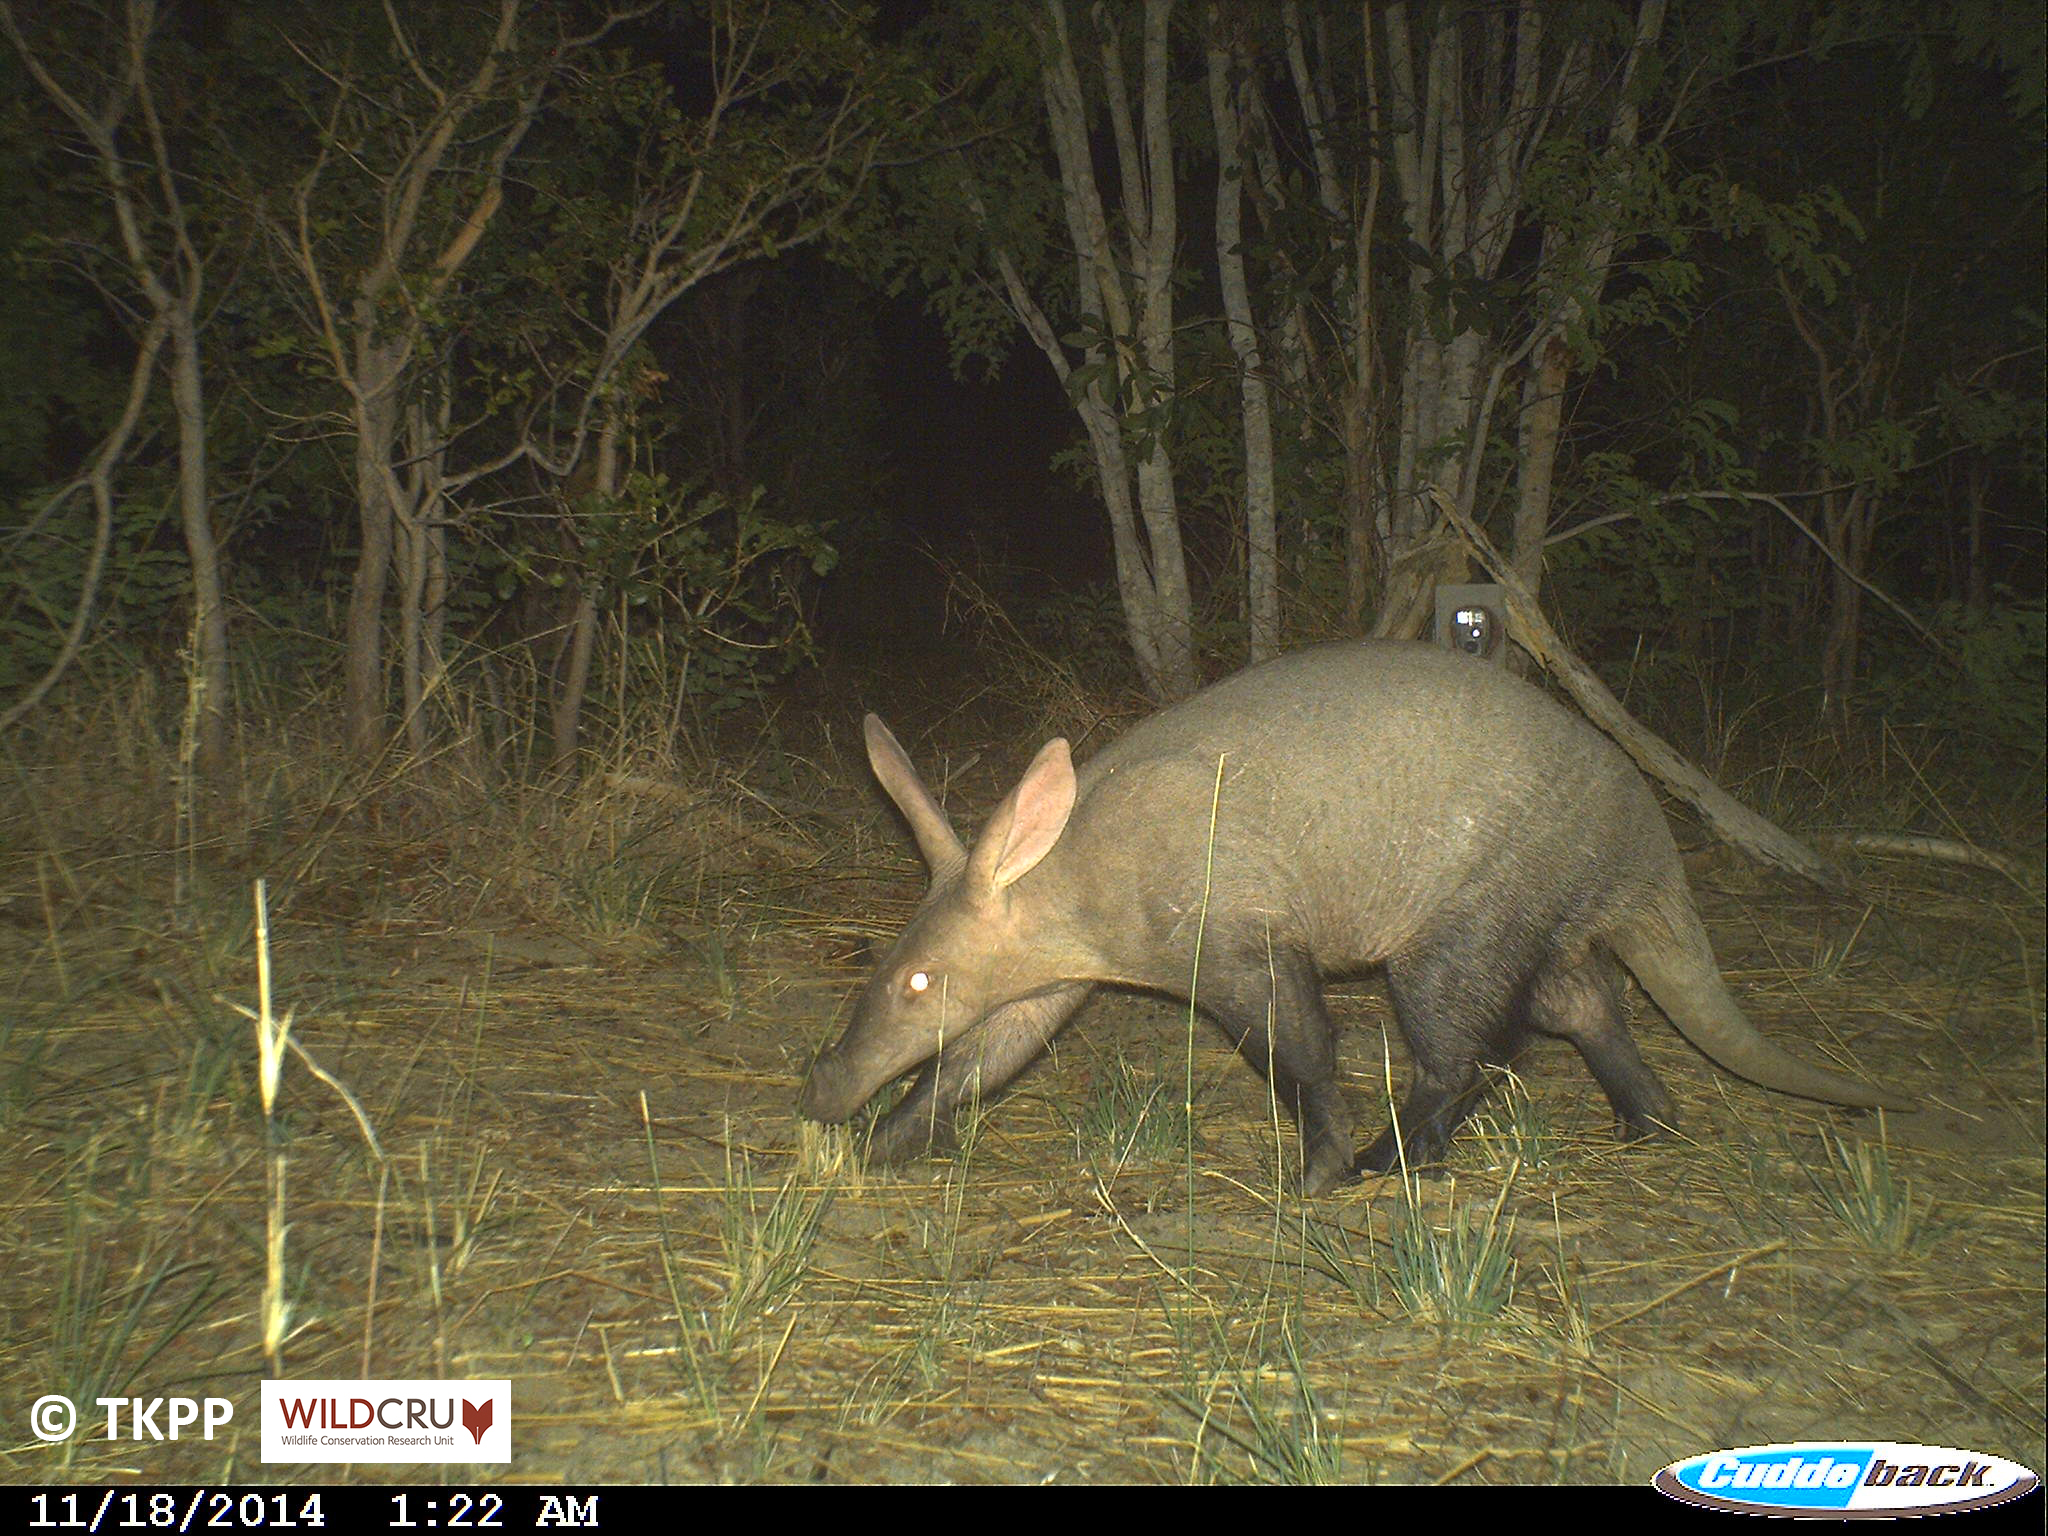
[1426,487,1850,889]
[0,315,169,733]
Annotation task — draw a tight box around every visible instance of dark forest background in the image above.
[1,4,2042,1488]
[0,0,2040,792]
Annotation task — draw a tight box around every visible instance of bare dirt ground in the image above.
[1,699,2041,1486]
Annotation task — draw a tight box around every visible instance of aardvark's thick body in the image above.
[799,642,1905,1194]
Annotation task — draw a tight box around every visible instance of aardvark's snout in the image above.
[797,1043,868,1122]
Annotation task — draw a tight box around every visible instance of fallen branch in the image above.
[1425,487,1850,891]
[1810,832,2031,888]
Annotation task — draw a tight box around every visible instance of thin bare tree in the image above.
[4,0,232,781]
[1207,8,1279,662]
[968,0,1198,701]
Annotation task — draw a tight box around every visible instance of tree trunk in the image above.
[343,357,401,757]
[166,305,230,783]
[1774,277,1905,714]
[1026,0,1197,700]
[1340,164,1383,633]
[1370,2,1665,639]
[1963,461,1988,613]
[1269,0,1382,633]
[393,393,450,756]
[1375,3,1524,638]
[549,410,621,774]
[551,585,601,775]
[1508,1,1659,620]
[295,0,544,761]
[1819,488,1872,707]
[1126,0,1195,695]
[1511,334,1569,595]
[1207,18,1278,662]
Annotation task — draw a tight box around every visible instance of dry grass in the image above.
[0,665,2040,1485]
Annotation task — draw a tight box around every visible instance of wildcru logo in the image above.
[260,1380,510,1464]
[1655,1441,2038,1517]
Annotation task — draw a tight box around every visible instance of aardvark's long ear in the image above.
[965,738,1075,896]
[865,714,968,880]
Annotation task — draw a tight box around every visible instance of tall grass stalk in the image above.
[1183,753,1229,1264]
[249,880,292,1375]
[230,879,383,1376]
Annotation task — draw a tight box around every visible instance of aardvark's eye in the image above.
[905,970,933,998]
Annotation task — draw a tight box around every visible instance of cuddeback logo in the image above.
[1655,1441,2038,1517]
